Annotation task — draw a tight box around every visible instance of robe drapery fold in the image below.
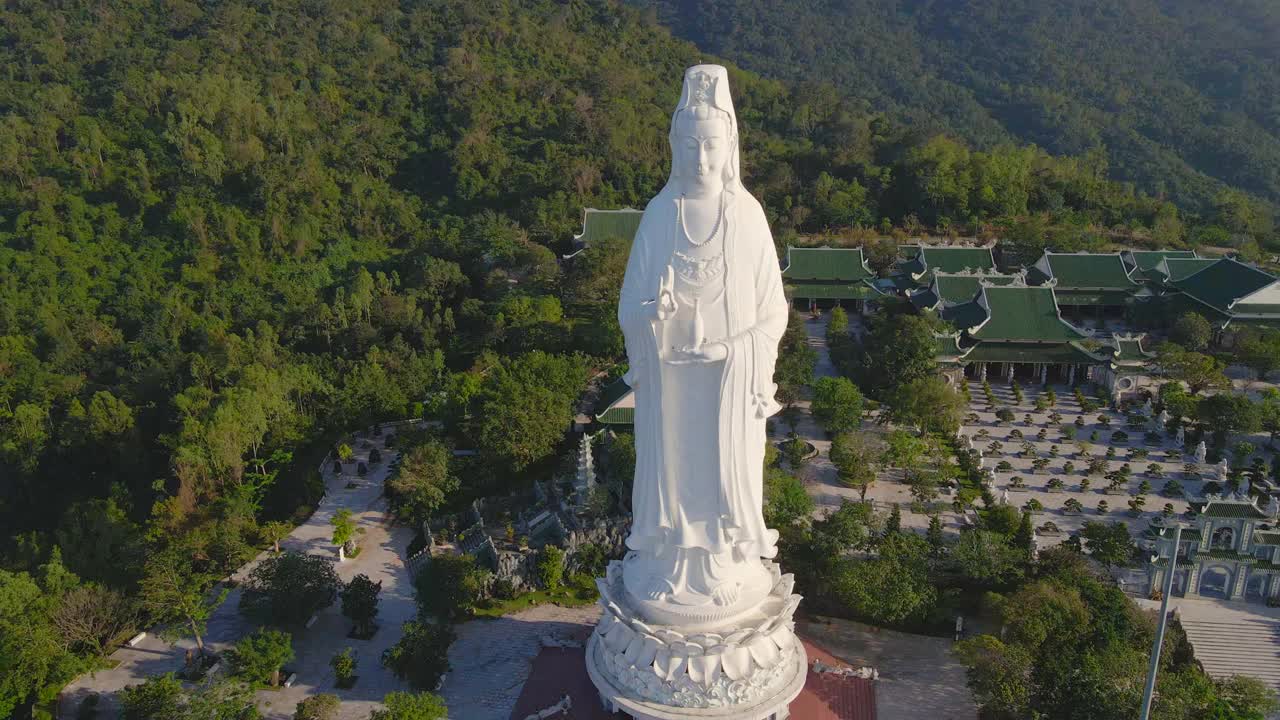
[619,188,788,560]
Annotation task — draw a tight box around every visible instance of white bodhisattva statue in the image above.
[586,65,806,720]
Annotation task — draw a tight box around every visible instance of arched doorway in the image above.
[1172,568,1190,597]
[1199,566,1232,599]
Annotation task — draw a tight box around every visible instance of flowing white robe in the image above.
[619,186,788,561]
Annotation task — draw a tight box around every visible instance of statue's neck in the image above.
[677,179,725,200]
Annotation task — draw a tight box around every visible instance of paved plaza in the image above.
[60,431,416,719]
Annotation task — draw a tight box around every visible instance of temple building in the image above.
[569,207,643,252]
[894,242,997,290]
[1145,495,1280,603]
[781,245,884,312]
[1121,249,1200,283]
[1148,256,1280,338]
[927,278,1156,397]
[1026,251,1146,316]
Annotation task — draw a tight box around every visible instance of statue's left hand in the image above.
[665,341,728,364]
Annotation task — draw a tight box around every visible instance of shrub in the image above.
[1097,500,1110,514]
[381,621,454,691]
[1064,498,1084,513]
[1009,429,1023,439]
[1009,476,1026,489]
[1111,430,1128,445]
[996,460,1014,472]
[995,407,1015,423]
[296,694,341,720]
[537,546,566,591]
[1024,498,1043,512]
[1046,478,1065,491]
[1162,480,1184,498]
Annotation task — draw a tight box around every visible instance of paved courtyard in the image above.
[790,309,1227,546]
[60,429,416,719]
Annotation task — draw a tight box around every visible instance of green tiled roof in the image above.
[934,273,1017,304]
[785,281,880,300]
[1128,250,1197,271]
[1053,289,1136,306]
[971,286,1088,342]
[940,301,988,331]
[1195,498,1268,519]
[960,342,1106,364]
[1038,253,1140,290]
[935,334,966,362]
[594,377,635,425]
[1254,531,1280,546]
[905,245,996,274]
[1174,258,1277,315]
[910,288,940,310]
[1160,257,1218,282]
[783,247,873,282]
[1110,335,1154,363]
[574,208,643,246]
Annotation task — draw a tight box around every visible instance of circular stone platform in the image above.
[585,633,807,720]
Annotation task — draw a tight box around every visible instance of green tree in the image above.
[381,621,454,691]
[1079,522,1134,570]
[0,570,78,718]
[242,551,340,627]
[139,547,226,657]
[858,314,939,396]
[832,532,936,624]
[120,674,184,720]
[230,629,294,687]
[883,376,964,435]
[331,509,356,554]
[341,574,382,637]
[1169,312,1212,352]
[810,376,865,433]
[414,553,490,621]
[829,431,883,498]
[1159,345,1228,394]
[385,439,457,524]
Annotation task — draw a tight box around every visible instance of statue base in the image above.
[585,559,806,717]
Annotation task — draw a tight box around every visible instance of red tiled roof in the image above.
[508,637,876,720]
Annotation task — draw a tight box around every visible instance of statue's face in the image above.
[677,117,730,190]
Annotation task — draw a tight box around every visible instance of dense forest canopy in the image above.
[634,0,1280,221]
[0,0,1274,713]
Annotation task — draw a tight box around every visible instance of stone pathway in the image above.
[798,616,978,720]
[60,429,417,720]
[438,604,602,720]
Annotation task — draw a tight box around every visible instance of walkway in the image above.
[438,604,601,720]
[60,429,417,719]
[797,616,978,720]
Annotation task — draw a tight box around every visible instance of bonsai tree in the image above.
[1040,521,1060,534]
[1079,476,1091,492]
[1105,446,1117,459]
[996,460,1014,473]
[1036,428,1048,441]
[1021,441,1036,457]
[1035,396,1049,411]
[1075,416,1086,429]
[1144,431,1162,445]
[965,412,981,424]
[1046,478,1065,492]
[1023,413,1034,425]
[1162,503,1176,518]
[1111,430,1129,445]
[1023,498,1044,512]
[996,407,1015,424]
[1097,500,1110,514]
[1010,429,1024,440]
[1049,444,1060,458]
[987,440,1004,454]
[1203,481,1223,495]
[1128,495,1147,516]
[295,695,341,720]
[1162,479,1184,498]
[1097,414,1111,427]
[1090,431,1100,442]
[331,648,356,688]
[1183,462,1200,477]
[1147,463,1163,478]
[331,509,357,559]
[976,428,991,440]
[1064,498,1084,514]
[1063,461,1076,474]
[1130,448,1149,460]
[1009,476,1026,489]
[1046,389,1057,407]
[1137,479,1152,495]
[1087,457,1109,476]
[1032,458,1050,474]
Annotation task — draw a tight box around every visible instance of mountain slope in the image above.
[634,0,1280,213]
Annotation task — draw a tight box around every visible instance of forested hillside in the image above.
[635,0,1280,223]
[0,0,1269,714]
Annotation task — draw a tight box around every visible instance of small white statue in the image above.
[1175,425,1185,446]
[1217,459,1229,482]
[1195,441,1207,465]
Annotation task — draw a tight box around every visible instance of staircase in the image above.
[1176,609,1280,690]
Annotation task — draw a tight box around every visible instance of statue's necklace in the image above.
[677,190,725,247]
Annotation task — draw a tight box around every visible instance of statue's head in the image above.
[668,65,740,193]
